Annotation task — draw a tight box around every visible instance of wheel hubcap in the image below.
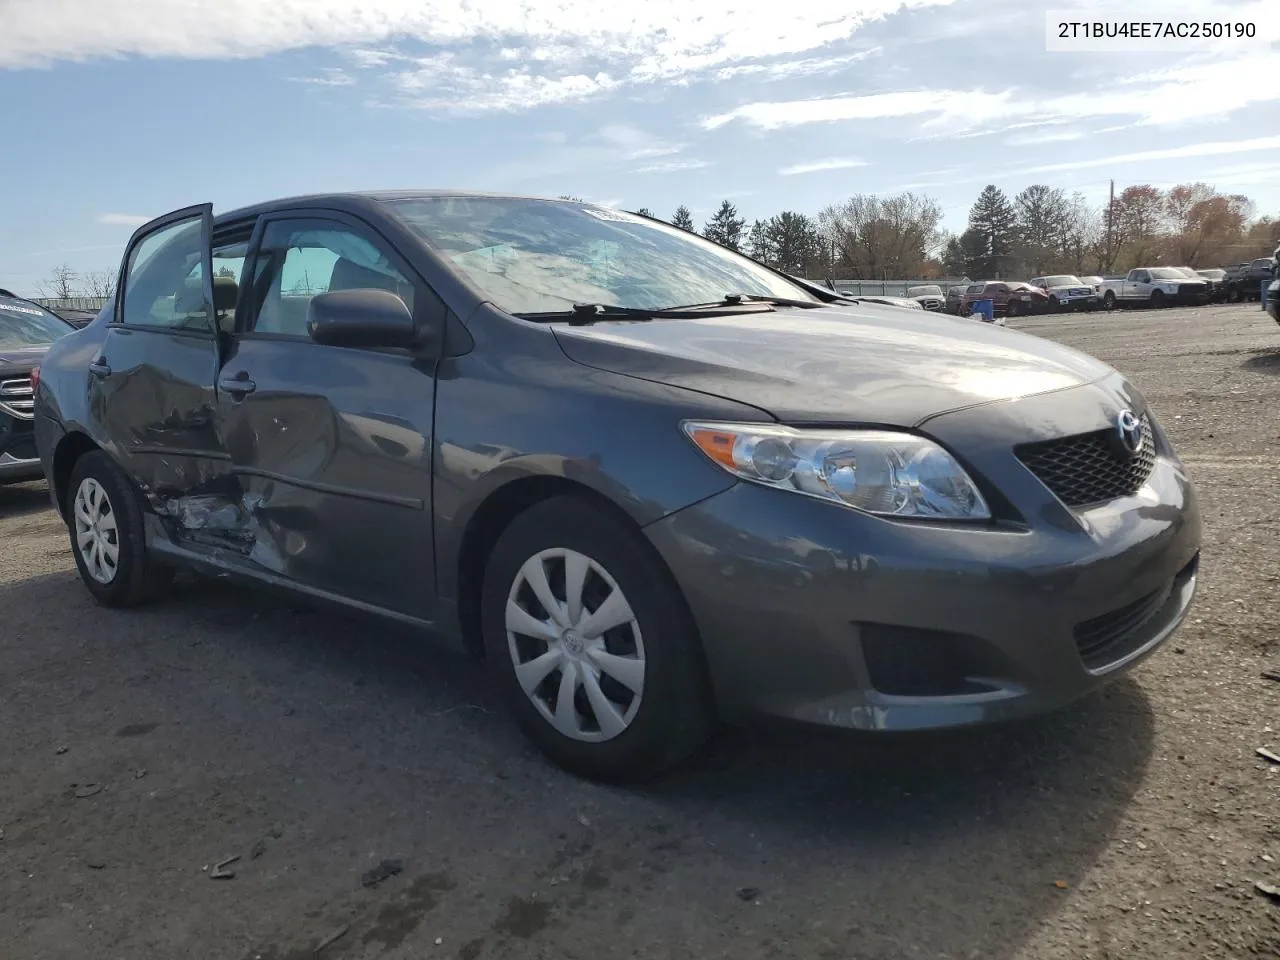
[73,477,120,585]
[505,548,646,743]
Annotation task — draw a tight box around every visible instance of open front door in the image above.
[89,203,233,509]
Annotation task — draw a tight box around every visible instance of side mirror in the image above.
[307,289,420,349]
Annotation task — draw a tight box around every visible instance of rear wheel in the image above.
[481,497,713,781]
[66,451,173,607]
[1102,291,1117,310]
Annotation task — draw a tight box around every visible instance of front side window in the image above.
[251,219,416,337]
[384,197,817,315]
[0,295,73,348]
[121,215,212,331]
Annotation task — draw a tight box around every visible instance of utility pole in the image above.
[1106,179,1115,270]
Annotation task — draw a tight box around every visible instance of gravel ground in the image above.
[2,303,1278,960]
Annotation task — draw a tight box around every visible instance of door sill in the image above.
[146,531,442,635]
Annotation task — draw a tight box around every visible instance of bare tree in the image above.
[818,192,943,279]
[83,271,117,298]
[40,264,79,300]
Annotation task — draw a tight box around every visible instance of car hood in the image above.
[552,303,1114,426]
[0,345,50,372]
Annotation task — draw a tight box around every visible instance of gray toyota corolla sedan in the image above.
[33,192,1201,780]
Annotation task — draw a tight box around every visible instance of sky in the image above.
[1,0,1278,296]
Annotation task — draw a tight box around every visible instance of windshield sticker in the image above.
[581,207,638,223]
[0,300,46,317]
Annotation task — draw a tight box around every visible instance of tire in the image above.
[1048,295,1059,313]
[1007,299,1021,318]
[1149,289,1165,309]
[66,451,173,607]
[1102,291,1117,311]
[480,496,713,781]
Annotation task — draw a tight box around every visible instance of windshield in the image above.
[1041,275,1082,286]
[384,197,819,314]
[0,296,73,349]
[907,285,943,297]
[1147,268,1185,280]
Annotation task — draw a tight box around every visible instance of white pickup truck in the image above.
[1098,267,1211,310]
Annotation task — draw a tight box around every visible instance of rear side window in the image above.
[120,215,211,331]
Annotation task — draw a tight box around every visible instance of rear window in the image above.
[0,296,74,348]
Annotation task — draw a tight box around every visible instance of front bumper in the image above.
[644,393,1200,731]
[0,411,42,484]
[1053,293,1098,310]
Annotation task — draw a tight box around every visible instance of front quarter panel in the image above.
[431,307,772,601]
[33,318,113,469]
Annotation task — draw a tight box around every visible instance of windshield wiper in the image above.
[515,301,774,325]
[665,292,826,310]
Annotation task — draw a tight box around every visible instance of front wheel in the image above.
[66,451,173,607]
[1007,299,1021,317]
[1150,289,1165,309]
[1047,295,1059,313]
[481,497,713,781]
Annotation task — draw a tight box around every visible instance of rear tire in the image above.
[480,496,713,781]
[66,451,173,607]
[1102,291,1117,310]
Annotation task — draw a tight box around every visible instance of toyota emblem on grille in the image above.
[1115,409,1142,456]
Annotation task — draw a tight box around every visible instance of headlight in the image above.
[682,421,991,520]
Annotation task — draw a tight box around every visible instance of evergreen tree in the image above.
[966,185,1018,277]
[671,205,695,231]
[703,200,746,251]
[746,219,771,262]
[633,207,655,219]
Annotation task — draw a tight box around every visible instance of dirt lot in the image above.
[2,303,1278,960]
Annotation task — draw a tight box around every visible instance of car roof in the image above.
[216,189,576,225]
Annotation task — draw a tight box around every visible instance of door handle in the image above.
[88,358,111,378]
[218,372,257,397]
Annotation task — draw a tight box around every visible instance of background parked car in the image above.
[1266,279,1279,324]
[945,284,967,314]
[905,284,945,311]
[1192,268,1228,302]
[961,281,1049,317]
[1223,259,1275,302]
[0,291,75,484]
[1029,275,1098,312]
[1098,268,1211,310]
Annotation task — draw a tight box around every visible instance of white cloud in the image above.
[1014,135,1280,175]
[96,213,150,226]
[287,67,354,86]
[1,0,957,111]
[778,157,868,176]
[635,158,711,174]
[703,46,1280,136]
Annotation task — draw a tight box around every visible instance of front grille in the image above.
[1073,586,1169,671]
[1015,415,1156,507]
[0,378,34,420]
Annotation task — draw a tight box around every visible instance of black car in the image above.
[33,192,1200,780]
[0,292,76,483]
[1266,279,1279,324]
